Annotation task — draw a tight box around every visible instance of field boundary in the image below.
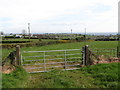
[2,45,119,73]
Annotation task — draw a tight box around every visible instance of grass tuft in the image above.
[80,62,119,88]
[2,66,28,88]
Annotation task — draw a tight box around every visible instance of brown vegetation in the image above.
[93,55,120,65]
[1,65,15,74]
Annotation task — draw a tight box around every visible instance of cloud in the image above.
[90,3,112,13]
[0,0,119,33]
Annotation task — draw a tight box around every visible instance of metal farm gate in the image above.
[18,45,118,73]
[21,49,83,73]
[2,45,118,74]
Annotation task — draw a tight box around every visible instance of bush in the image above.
[1,39,77,49]
[58,40,70,43]
[4,36,15,38]
[76,37,85,41]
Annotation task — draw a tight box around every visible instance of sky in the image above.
[0,0,119,34]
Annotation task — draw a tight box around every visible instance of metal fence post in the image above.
[44,51,46,72]
[64,50,67,70]
[16,45,21,65]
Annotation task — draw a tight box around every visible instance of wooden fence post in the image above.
[84,45,90,66]
[82,47,85,66]
[16,45,21,65]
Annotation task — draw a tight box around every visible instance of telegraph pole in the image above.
[28,23,30,41]
[71,29,72,40]
[84,27,86,46]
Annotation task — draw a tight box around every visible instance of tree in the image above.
[0,31,4,35]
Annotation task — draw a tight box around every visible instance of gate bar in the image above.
[44,51,46,72]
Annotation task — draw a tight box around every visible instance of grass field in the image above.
[21,41,117,51]
[2,40,119,88]
[3,62,118,88]
[2,41,118,60]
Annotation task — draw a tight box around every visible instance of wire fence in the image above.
[88,48,118,65]
[90,48,117,57]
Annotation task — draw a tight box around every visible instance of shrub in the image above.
[58,40,70,43]
[4,36,15,38]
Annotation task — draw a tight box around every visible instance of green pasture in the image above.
[21,41,117,51]
[2,41,118,61]
[21,41,117,63]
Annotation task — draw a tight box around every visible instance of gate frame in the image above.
[21,48,83,73]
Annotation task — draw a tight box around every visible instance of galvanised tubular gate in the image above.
[21,49,83,73]
[2,45,117,73]
[20,45,117,73]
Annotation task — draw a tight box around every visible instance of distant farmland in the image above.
[2,41,118,60]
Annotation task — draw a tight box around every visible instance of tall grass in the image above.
[24,69,98,88]
[80,62,119,88]
[24,62,119,88]
[2,66,28,88]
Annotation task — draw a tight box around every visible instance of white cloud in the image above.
[0,0,119,33]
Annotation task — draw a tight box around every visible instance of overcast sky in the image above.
[0,0,119,34]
